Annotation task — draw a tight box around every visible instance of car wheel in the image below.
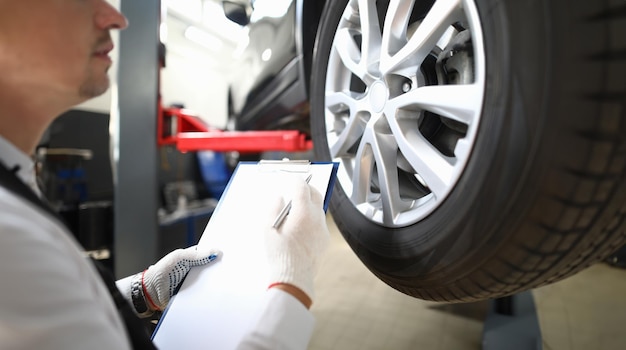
[310,0,626,302]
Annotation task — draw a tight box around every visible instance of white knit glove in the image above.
[264,174,330,300]
[116,246,220,316]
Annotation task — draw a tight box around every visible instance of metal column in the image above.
[114,0,161,277]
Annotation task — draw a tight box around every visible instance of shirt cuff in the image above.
[238,288,315,350]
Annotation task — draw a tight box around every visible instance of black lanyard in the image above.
[0,162,65,224]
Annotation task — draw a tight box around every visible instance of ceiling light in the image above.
[184,26,224,52]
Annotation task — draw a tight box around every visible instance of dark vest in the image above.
[0,163,156,350]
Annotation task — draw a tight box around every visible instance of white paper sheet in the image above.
[152,161,337,349]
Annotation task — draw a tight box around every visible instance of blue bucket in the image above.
[196,151,232,199]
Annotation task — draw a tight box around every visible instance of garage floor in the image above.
[309,215,626,350]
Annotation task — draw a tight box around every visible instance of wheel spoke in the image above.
[350,131,375,206]
[381,0,464,75]
[334,28,370,83]
[325,89,361,113]
[391,84,482,126]
[387,117,455,199]
[380,0,413,56]
[356,0,382,75]
[335,0,382,84]
[325,91,369,158]
[371,133,408,226]
[350,120,409,225]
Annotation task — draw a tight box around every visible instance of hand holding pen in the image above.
[272,173,312,229]
[265,173,330,301]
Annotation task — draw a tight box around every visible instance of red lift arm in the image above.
[157,102,312,153]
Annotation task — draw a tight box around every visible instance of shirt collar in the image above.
[0,134,41,196]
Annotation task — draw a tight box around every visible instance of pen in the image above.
[272,173,312,229]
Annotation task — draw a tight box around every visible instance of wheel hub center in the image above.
[368,81,388,113]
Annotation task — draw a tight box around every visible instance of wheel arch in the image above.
[296,0,329,96]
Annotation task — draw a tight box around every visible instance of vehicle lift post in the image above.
[483,291,543,350]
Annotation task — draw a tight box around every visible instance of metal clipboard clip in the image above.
[258,158,311,173]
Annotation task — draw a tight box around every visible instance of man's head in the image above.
[0,0,128,110]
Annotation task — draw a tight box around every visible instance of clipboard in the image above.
[151,160,339,349]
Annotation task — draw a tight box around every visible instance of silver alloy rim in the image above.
[324,0,486,227]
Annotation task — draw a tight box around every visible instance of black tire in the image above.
[311,0,626,302]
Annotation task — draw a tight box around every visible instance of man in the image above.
[0,1,330,349]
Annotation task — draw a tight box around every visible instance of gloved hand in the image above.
[264,173,330,302]
[116,246,220,317]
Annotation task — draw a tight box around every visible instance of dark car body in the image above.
[224,0,326,134]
